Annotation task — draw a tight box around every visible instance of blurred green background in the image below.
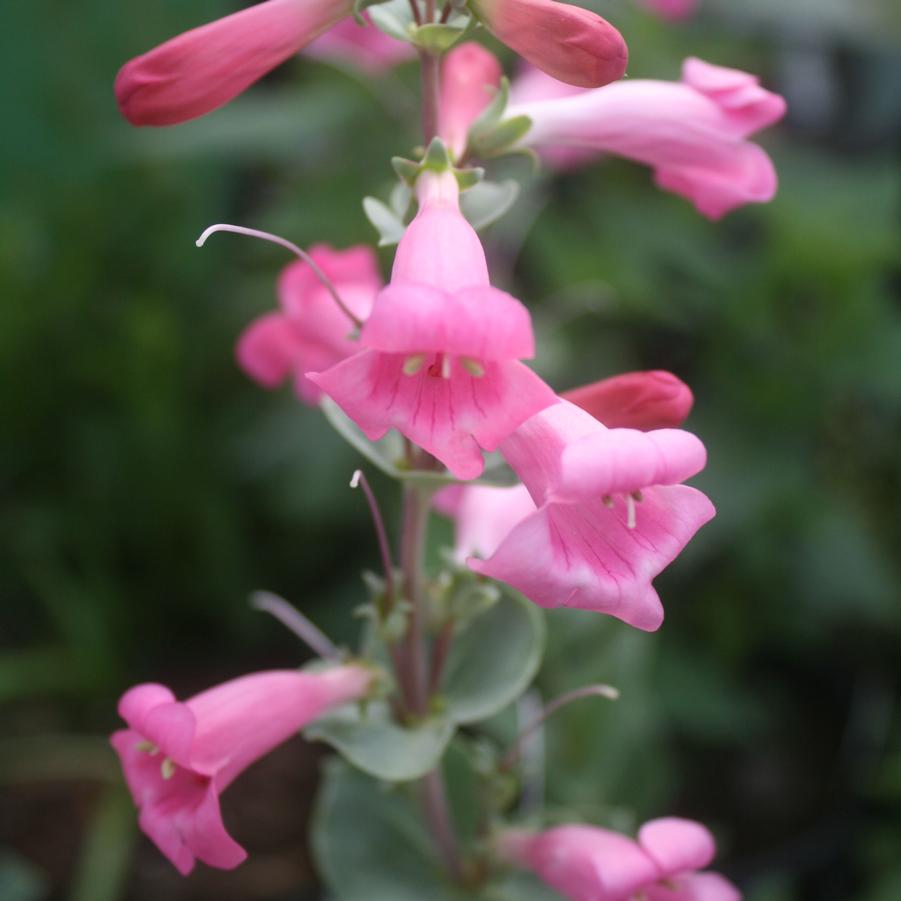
[2,0,900,898]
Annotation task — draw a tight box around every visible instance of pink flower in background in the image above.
[236,244,381,406]
[509,57,787,218]
[111,666,373,874]
[306,16,414,73]
[563,370,694,430]
[468,0,628,88]
[310,169,555,479]
[638,0,700,21]
[115,0,355,126]
[498,817,741,901]
[440,43,504,159]
[469,400,714,630]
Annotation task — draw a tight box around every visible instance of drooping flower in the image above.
[509,57,787,218]
[562,370,694,430]
[309,168,556,479]
[468,0,628,88]
[305,16,415,73]
[468,400,714,630]
[498,817,741,901]
[110,665,373,874]
[236,244,381,406]
[440,43,504,159]
[638,0,700,21]
[115,0,356,126]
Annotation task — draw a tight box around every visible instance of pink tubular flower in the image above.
[498,817,741,901]
[305,16,415,73]
[638,0,700,21]
[468,0,627,88]
[509,57,787,219]
[563,370,694,430]
[468,400,714,630]
[309,169,556,480]
[236,244,381,406]
[440,43,504,159]
[110,666,373,874]
[115,0,354,126]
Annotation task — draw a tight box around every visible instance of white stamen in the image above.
[349,469,362,489]
[626,494,637,530]
[160,758,176,780]
[403,353,425,375]
[461,357,485,377]
[441,354,452,379]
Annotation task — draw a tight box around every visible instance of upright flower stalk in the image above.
[110,0,783,890]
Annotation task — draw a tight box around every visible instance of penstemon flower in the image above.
[498,817,741,901]
[309,167,556,479]
[469,399,714,630]
[110,666,374,874]
[236,244,381,406]
[509,57,787,218]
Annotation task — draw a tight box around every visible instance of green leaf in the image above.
[363,196,407,247]
[0,849,48,901]
[313,759,466,901]
[305,701,455,781]
[441,592,545,724]
[411,22,468,51]
[368,0,415,41]
[460,179,520,231]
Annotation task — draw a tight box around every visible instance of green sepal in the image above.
[454,166,485,191]
[362,196,406,247]
[392,155,422,186]
[422,137,454,173]
[468,76,510,139]
[469,114,532,159]
[352,0,389,23]
[410,21,467,52]
[367,0,416,42]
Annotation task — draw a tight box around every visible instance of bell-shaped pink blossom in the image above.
[468,400,714,630]
[115,0,354,126]
[306,16,415,73]
[468,0,627,88]
[110,665,373,874]
[236,244,381,406]
[309,170,556,479]
[509,57,787,219]
[498,817,741,901]
[440,43,504,159]
[638,0,700,21]
[563,370,694,430]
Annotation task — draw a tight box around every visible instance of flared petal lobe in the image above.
[562,370,694,430]
[111,666,373,874]
[440,43,504,158]
[638,818,717,875]
[309,351,555,480]
[116,0,354,126]
[509,58,786,218]
[470,0,628,88]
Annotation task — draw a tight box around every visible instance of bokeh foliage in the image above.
[1,1,900,899]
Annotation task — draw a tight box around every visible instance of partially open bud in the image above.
[440,43,503,159]
[563,370,694,430]
[468,0,627,88]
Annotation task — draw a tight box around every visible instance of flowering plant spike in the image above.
[110,0,786,891]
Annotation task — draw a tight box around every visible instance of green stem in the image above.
[419,49,441,145]
[400,483,430,715]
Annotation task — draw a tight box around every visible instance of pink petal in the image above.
[236,313,304,388]
[556,428,708,500]
[470,484,715,630]
[310,351,556,479]
[447,483,536,562]
[645,872,742,901]
[179,782,249,871]
[391,170,490,291]
[562,371,694,430]
[115,0,353,126]
[471,0,628,88]
[361,283,535,360]
[118,684,196,767]
[638,818,717,876]
[440,43,504,158]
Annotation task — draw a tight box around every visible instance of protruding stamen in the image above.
[602,495,614,508]
[403,354,425,375]
[441,354,452,379]
[160,758,176,780]
[349,469,362,488]
[460,357,485,377]
[135,740,158,755]
[626,494,637,529]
